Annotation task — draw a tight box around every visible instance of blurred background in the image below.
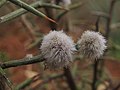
[0,0,120,90]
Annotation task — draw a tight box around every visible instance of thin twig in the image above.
[44,0,57,30]
[0,47,82,70]
[56,2,83,21]
[92,1,116,86]
[112,83,120,90]
[5,2,38,46]
[92,60,99,90]
[95,16,100,32]
[64,67,77,90]
[30,74,64,89]
[20,15,37,41]
[98,0,117,88]
[39,74,64,87]
[92,11,109,18]
[0,1,64,23]
[0,54,45,69]
[105,0,117,39]
[8,0,56,23]
[15,74,42,90]
[92,16,101,90]
[96,1,117,87]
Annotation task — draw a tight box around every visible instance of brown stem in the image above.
[91,16,101,90]
[105,0,117,39]
[92,60,99,90]
[44,1,77,90]
[95,16,100,32]
[31,74,64,89]
[44,8,57,30]
[44,0,57,30]
[112,83,120,90]
[64,67,77,90]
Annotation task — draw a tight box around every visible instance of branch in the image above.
[38,74,64,87]
[105,0,117,39]
[92,11,109,18]
[8,0,56,23]
[91,15,101,90]
[44,3,57,30]
[0,1,64,23]
[20,15,37,41]
[111,22,120,29]
[0,45,82,69]
[56,2,83,21]
[112,83,120,90]
[0,54,45,69]
[95,16,100,32]
[92,60,99,90]
[64,67,77,90]
[15,74,41,90]
[22,73,64,89]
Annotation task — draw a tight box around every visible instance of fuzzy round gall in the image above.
[40,30,76,69]
[77,30,107,60]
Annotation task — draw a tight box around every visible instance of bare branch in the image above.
[105,0,117,39]
[0,54,45,69]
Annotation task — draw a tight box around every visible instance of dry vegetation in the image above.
[0,0,120,90]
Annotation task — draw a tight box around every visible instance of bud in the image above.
[40,30,76,69]
[77,30,107,60]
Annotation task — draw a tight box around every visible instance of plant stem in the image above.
[92,60,99,90]
[31,73,64,89]
[8,0,56,23]
[64,67,77,90]
[56,2,83,21]
[44,0,57,30]
[105,0,117,39]
[112,83,120,90]
[0,54,44,69]
[95,16,100,32]
[97,0,117,87]
[91,16,100,90]
[1,1,63,23]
